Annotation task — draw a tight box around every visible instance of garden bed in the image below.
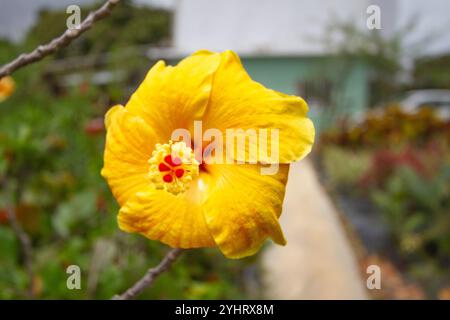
[316,106,450,299]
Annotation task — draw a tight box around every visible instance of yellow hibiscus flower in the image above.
[0,76,15,102]
[101,50,314,258]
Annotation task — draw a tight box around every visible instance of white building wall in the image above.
[173,0,396,55]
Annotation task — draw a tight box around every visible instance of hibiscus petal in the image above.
[202,164,289,259]
[126,50,222,141]
[203,50,315,164]
[101,105,157,206]
[117,181,215,248]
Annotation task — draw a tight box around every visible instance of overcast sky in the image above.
[0,0,449,55]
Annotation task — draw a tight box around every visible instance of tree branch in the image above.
[113,248,184,300]
[1,180,34,298]
[0,0,121,78]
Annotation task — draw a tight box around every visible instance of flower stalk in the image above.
[112,248,184,300]
[0,0,121,78]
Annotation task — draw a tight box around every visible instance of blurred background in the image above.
[0,0,449,299]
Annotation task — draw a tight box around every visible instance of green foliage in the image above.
[2,0,172,111]
[325,21,411,105]
[24,0,171,57]
[413,54,450,89]
[0,39,18,64]
[320,103,450,296]
[320,146,370,191]
[372,165,450,261]
[324,17,443,106]
[52,191,97,238]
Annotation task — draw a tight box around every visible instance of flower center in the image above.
[148,141,199,195]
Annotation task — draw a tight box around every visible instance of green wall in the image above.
[241,56,370,132]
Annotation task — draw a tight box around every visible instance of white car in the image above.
[400,89,450,119]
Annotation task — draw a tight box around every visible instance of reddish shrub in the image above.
[359,147,428,189]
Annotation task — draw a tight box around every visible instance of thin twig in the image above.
[0,0,122,78]
[1,180,34,298]
[113,248,184,300]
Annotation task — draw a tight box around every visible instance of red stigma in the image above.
[174,168,185,178]
[158,163,171,172]
[163,174,173,183]
[164,155,181,167]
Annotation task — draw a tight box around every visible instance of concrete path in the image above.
[261,160,368,299]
